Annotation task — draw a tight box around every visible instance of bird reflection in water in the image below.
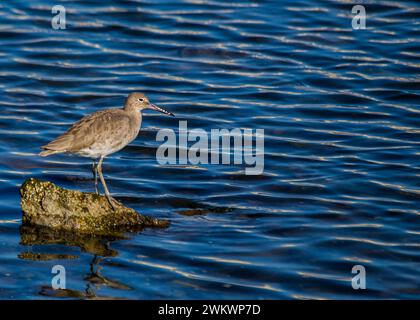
[18,225,132,299]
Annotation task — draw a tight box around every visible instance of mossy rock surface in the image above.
[20,178,169,236]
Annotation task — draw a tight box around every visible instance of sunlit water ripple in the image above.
[0,0,419,299]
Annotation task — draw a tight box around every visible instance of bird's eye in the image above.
[138,98,144,102]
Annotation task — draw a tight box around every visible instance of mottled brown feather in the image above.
[40,109,135,154]
[40,92,173,159]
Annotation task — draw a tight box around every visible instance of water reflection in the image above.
[18,224,130,299]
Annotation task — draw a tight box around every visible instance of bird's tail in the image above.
[39,149,63,157]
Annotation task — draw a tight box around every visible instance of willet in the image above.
[40,92,174,209]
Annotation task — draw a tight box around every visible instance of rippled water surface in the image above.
[0,0,419,299]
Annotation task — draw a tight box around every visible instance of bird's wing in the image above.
[41,109,131,152]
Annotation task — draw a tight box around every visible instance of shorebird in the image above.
[40,92,174,209]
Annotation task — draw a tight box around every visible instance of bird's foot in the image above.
[105,194,121,211]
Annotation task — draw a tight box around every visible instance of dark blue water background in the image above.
[0,0,419,299]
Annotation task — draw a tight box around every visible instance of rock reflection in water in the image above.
[18,225,132,299]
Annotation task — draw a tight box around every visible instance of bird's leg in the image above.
[92,160,99,195]
[97,156,119,210]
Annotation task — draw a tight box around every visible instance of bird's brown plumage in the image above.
[40,108,140,158]
[40,92,174,158]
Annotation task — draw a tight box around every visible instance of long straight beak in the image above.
[149,103,175,117]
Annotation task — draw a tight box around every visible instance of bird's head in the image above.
[125,92,174,116]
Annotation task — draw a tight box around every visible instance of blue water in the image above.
[0,0,419,299]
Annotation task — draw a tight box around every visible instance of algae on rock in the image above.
[20,178,169,236]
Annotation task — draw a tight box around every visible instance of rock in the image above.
[20,178,169,236]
